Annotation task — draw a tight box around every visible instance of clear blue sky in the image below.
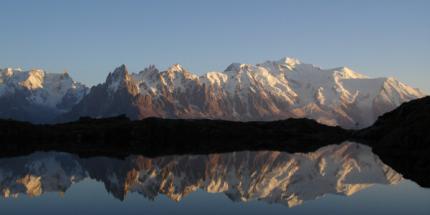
[0,0,429,92]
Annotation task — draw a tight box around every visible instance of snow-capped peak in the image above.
[277,57,301,67]
[106,64,133,92]
[163,64,198,82]
[1,67,19,77]
[0,67,88,113]
[20,69,45,90]
[331,67,369,79]
[224,63,256,73]
[167,64,185,72]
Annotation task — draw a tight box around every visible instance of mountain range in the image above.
[1,57,425,128]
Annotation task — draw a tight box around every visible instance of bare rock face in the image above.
[63,65,142,120]
[62,58,425,128]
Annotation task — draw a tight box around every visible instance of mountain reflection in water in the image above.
[0,142,402,207]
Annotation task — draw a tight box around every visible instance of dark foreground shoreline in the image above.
[0,96,429,187]
[0,116,350,157]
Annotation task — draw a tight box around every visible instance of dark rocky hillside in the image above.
[0,116,349,157]
[354,96,430,187]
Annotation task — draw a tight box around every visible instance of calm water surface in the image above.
[1,142,429,214]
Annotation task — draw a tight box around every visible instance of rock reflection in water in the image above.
[0,142,402,207]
